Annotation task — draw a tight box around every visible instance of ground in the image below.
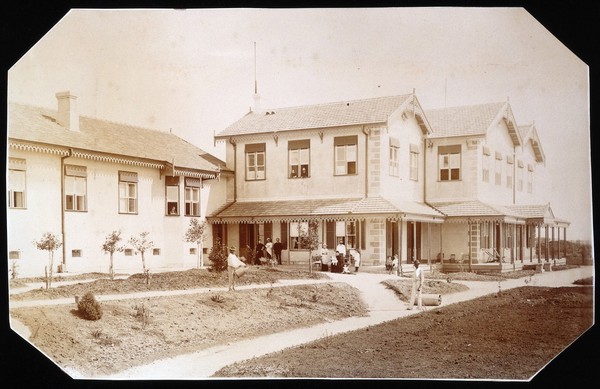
[8,266,593,380]
[215,284,594,380]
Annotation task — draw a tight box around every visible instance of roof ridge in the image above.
[257,94,412,112]
[425,101,506,113]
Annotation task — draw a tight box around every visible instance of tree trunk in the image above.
[109,253,114,280]
[48,251,54,289]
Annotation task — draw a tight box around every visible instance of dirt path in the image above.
[103,266,593,379]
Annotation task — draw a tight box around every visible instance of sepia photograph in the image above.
[4,4,596,385]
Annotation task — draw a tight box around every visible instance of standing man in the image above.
[254,239,265,265]
[273,238,283,265]
[407,260,425,310]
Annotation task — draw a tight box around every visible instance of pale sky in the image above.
[7,8,592,241]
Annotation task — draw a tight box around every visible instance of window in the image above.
[389,137,399,177]
[289,221,308,249]
[65,165,87,211]
[289,140,310,178]
[72,249,82,257]
[409,144,419,181]
[119,171,138,214]
[166,176,180,215]
[190,248,197,255]
[334,136,358,175]
[124,249,133,256]
[153,248,161,256]
[517,160,524,191]
[438,145,461,181]
[9,251,20,260]
[482,146,490,183]
[527,164,534,193]
[506,156,513,189]
[245,143,266,180]
[8,158,26,208]
[494,152,503,185]
[184,178,201,216]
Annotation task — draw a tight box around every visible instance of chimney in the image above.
[56,91,79,131]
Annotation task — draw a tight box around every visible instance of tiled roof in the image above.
[8,102,222,174]
[209,196,443,222]
[425,102,506,138]
[506,204,550,219]
[429,200,520,218]
[216,94,413,137]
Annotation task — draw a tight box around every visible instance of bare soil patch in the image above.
[382,278,470,301]
[10,282,366,377]
[215,285,593,380]
[10,267,327,301]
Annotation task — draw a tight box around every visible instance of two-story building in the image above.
[209,95,569,272]
[424,101,569,271]
[209,93,445,266]
[7,92,227,277]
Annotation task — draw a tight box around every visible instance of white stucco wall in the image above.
[232,126,366,201]
[7,150,223,277]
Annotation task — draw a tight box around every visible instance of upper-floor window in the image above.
[438,145,461,181]
[334,136,358,175]
[166,176,179,215]
[482,146,490,183]
[8,158,26,209]
[119,171,137,214]
[288,139,310,178]
[245,143,266,181]
[506,155,514,189]
[494,152,503,186]
[517,160,524,191]
[389,137,399,177]
[527,164,534,193]
[409,143,420,181]
[65,164,87,212]
[184,177,201,216]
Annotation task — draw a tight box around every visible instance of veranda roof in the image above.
[207,196,444,224]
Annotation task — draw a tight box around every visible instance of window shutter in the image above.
[326,221,335,248]
[166,176,179,185]
[288,139,310,149]
[264,222,273,242]
[280,222,288,249]
[438,145,461,154]
[360,220,366,250]
[245,143,266,153]
[334,135,358,146]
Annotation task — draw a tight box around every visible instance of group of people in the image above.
[228,237,425,311]
[319,239,361,273]
[252,238,283,266]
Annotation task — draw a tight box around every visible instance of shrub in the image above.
[208,239,228,272]
[77,292,103,321]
